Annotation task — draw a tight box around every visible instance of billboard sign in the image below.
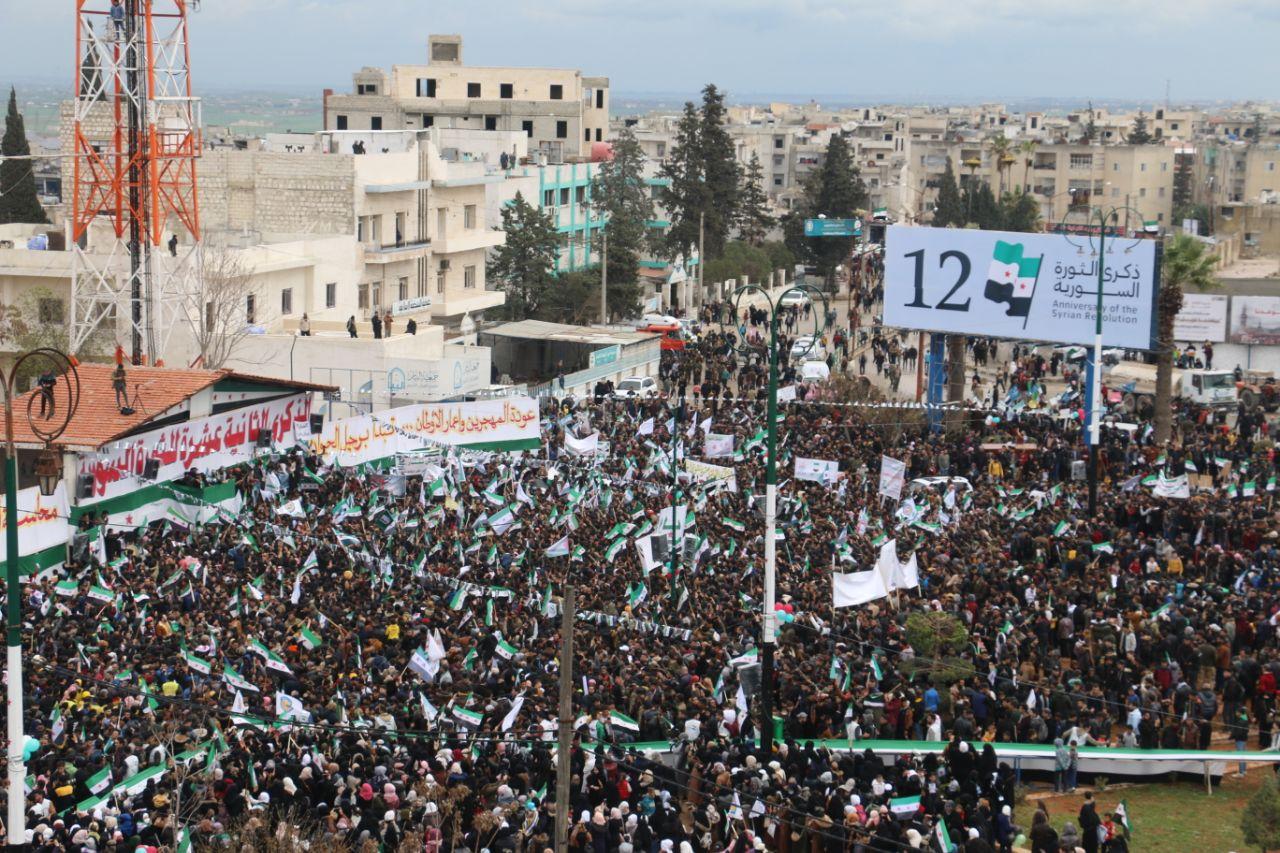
[805,218,862,238]
[1230,296,1280,345]
[883,225,1159,349]
[1172,293,1228,343]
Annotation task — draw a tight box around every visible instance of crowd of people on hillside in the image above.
[5,297,1277,852]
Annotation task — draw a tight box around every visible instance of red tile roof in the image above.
[11,364,333,451]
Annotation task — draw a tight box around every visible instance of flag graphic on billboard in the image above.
[983,241,1043,324]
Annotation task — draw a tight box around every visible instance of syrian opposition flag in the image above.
[223,665,258,693]
[545,536,570,558]
[495,638,520,660]
[182,647,212,676]
[721,517,746,533]
[453,706,484,728]
[1053,521,1070,537]
[298,626,323,650]
[984,240,1042,319]
[1092,541,1114,554]
[609,710,640,732]
[1116,800,1132,833]
[408,647,434,682]
[86,766,113,796]
[935,819,956,852]
[605,538,626,563]
[247,639,293,675]
[888,795,921,816]
[870,655,884,682]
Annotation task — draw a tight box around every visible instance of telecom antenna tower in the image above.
[69,0,202,364]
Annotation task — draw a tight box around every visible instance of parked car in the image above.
[790,336,826,362]
[779,291,811,308]
[615,376,658,398]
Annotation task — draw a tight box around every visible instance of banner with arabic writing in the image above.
[884,225,1159,349]
[80,394,313,503]
[0,482,70,567]
[309,397,541,465]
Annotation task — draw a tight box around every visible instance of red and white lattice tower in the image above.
[69,0,202,364]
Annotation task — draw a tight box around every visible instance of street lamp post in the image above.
[1059,207,1142,518]
[4,349,79,853]
[719,282,827,755]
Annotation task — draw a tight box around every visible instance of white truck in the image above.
[1104,362,1237,416]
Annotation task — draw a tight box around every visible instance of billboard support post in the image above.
[927,334,947,434]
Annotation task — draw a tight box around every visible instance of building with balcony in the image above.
[323,34,609,164]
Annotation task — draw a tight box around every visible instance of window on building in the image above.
[437,272,446,294]
[596,89,604,109]
[417,78,437,98]
[500,83,513,99]
[522,120,534,138]
[398,277,409,301]
[357,284,368,309]
[423,115,433,128]
[595,128,602,142]
[335,115,348,130]
[485,116,497,131]
[1139,187,1147,197]
[544,189,555,207]
[1270,162,1277,172]
[417,275,428,298]
[467,82,481,98]
[245,294,256,324]
[371,116,382,131]
[774,137,784,149]
[357,83,377,95]
[280,288,293,315]
[774,175,784,187]
[549,84,563,100]
[656,142,666,158]
[1069,153,1092,169]
[556,120,568,139]
[1155,109,1164,120]
[575,186,586,204]
[325,282,337,308]
[1161,162,1168,171]
[773,154,784,166]
[585,128,591,143]
[1140,163,1147,172]
[37,298,64,324]
[559,188,570,206]
[464,205,477,229]
[1158,187,1166,197]
[464,265,476,289]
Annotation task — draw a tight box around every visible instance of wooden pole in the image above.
[555,586,576,852]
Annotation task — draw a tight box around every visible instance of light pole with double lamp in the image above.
[718,282,828,755]
[5,348,80,853]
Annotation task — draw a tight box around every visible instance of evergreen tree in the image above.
[931,158,965,227]
[1172,153,1193,212]
[1082,101,1098,143]
[789,134,866,284]
[0,88,48,225]
[998,191,1041,233]
[960,181,1001,230]
[656,102,708,262]
[735,152,774,245]
[589,128,652,321]
[1242,771,1280,851]
[486,192,558,321]
[1128,111,1153,145]
[698,84,740,259]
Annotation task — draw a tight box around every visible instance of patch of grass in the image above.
[1028,771,1265,852]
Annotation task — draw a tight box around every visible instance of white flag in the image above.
[501,694,525,732]
[832,570,890,608]
[636,418,655,437]
[564,432,600,456]
[876,539,902,590]
[892,550,920,592]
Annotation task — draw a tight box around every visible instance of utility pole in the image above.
[600,230,608,323]
[554,586,575,853]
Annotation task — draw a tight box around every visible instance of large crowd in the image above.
[4,296,1278,853]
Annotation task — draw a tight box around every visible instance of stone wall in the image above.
[198,150,356,238]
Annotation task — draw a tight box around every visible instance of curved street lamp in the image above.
[717,281,829,755]
[5,348,80,850]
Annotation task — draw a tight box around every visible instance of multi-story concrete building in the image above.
[323,35,609,164]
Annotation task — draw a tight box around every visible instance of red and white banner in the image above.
[80,394,312,503]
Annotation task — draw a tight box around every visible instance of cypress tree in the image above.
[0,88,48,225]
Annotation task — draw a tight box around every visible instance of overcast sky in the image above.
[3,0,1277,103]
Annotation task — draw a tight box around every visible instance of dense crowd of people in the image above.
[5,296,1277,852]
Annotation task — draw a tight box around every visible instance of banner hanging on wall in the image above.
[884,225,1159,349]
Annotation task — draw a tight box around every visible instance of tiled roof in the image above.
[10,364,333,451]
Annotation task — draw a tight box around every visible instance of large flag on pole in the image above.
[832,570,890,608]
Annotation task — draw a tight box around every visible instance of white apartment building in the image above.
[324,35,609,164]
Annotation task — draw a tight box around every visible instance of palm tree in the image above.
[988,135,1014,196]
[1154,234,1219,443]
[1019,140,1038,194]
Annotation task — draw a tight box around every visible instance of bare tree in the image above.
[190,247,257,370]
